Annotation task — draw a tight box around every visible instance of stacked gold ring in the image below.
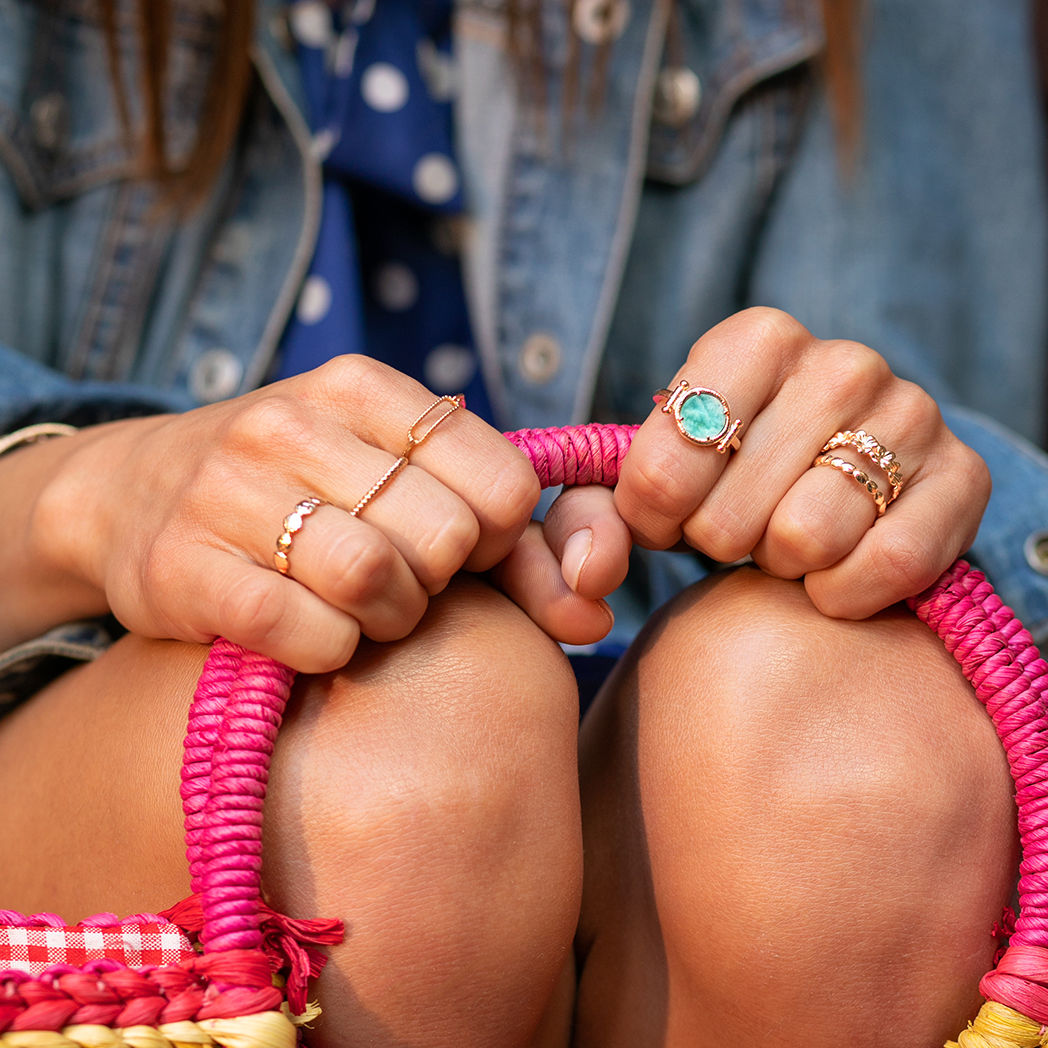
[812,429,905,518]
[348,394,463,518]
[272,395,464,579]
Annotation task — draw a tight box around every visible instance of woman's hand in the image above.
[613,307,990,618]
[20,356,543,672]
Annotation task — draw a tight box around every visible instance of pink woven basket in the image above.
[1,422,1043,1047]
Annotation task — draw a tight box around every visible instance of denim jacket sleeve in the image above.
[0,341,188,433]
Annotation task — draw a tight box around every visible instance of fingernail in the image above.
[562,528,593,592]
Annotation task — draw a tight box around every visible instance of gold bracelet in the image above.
[0,422,78,458]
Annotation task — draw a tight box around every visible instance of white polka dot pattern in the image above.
[374,262,419,311]
[412,153,458,204]
[425,343,477,391]
[362,62,410,112]
[297,275,333,324]
[289,1,333,48]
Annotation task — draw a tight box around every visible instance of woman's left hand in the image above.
[613,307,989,618]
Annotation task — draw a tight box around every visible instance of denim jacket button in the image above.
[1024,531,1048,576]
[518,333,562,383]
[653,66,702,128]
[190,348,244,403]
[29,93,69,153]
[573,0,630,45]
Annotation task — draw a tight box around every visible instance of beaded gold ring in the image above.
[821,428,905,506]
[812,451,888,516]
[273,495,326,576]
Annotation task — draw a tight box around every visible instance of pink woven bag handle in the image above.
[185,422,1048,1025]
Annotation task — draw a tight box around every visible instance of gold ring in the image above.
[820,429,904,506]
[274,496,326,576]
[812,453,888,516]
[349,394,464,518]
[652,380,743,453]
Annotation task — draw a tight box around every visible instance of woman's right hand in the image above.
[16,356,543,672]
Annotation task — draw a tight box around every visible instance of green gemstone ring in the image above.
[652,379,743,453]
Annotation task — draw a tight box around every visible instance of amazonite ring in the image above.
[652,380,743,454]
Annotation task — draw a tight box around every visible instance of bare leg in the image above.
[575,567,1018,1048]
[0,576,582,1048]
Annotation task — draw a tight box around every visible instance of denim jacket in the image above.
[2,0,1048,642]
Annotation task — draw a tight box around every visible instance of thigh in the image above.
[0,575,583,1048]
[575,566,1018,1048]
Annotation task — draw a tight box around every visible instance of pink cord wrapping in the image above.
[910,561,1048,1021]
[176,643,295,1015]
[504,424,638,488]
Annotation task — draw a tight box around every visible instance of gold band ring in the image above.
[812,453,888,517]
[274,496,327,576]
[652,380,743,453]
[820,429,904,506]
[349,394,464,518]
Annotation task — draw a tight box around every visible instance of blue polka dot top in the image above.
[274,0,494,424]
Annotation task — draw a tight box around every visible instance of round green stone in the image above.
[679,391,728,442]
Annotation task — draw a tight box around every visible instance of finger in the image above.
[751,461,879,579]
[309,357,541,568]
[615,309,812,550]
[738,379,940,580]
[750,411,926,579]
[225,430,482,598]
[268,500,429,642]
[320,459,481,595]
[802,441,990,618]
[541,486,631,599]
[491,523,616,646]
[122,546,364,674]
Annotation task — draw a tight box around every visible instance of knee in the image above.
[264,575,583,1047]
[586,566,1017,1044]
[634,568,1014,874]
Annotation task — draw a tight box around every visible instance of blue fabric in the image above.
[274,0,494,423]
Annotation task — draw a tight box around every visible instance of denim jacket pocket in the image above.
[646,0,823,185]
[0,0,214,209]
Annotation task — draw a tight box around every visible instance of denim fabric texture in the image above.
[1,0,1047,661]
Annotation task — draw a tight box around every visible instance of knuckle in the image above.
[416,509,481,586]
[317,353,396,402]
[297,628,362,675]
[620,455,690,540]
[768,502,841,569]
[478,452,541,530]
[821,341,892,403]
[217,572,286,646]
[890,380,939,434]
[726,307,812,370]
[869,525,938,598]
[224,394,313,452]
[962,445,992,506]
[735,305,809,346]
[323,529,400,607]
[686,502,754,564]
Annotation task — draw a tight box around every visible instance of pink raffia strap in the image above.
[909,561,1048,1038]
[182,647,295,953]
[504,424,638,488]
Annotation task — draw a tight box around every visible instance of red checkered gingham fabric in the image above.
[0,920,196,975]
